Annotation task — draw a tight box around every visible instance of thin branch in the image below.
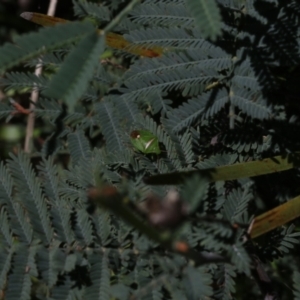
[47,0,57,17]
[10,98,31,115]
[24,0,58,153]
[24,60,42,153]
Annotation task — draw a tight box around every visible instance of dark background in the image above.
[0,0,74,42]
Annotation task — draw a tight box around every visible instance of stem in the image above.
[47,0,58,17]
[24,0,58,153]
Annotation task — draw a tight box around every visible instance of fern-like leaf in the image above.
[186,0,222,40]
[43,31,105,113]
[0,207,13,246]
[293,270,300,300]
[0,21,93,72]
[214,264,236,300]
[67,129,91,166]
[230,242,251,276]
[74,209,94,245]
[50,277,83,300]
[7,152,53,244]
[84,253,110,300]
[6,245,33,300]
[0,102,14,120]
[184,266,213,299]
[0,72,48,92]
[131,2,195,28]
[0,161,33,243]
[278,224,300,254]
[0,244,14,290]
[95,100,124,153]
[38,157,74,244]
[223,186,253,224]
[73,0,111,22]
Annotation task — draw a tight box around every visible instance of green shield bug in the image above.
[130,130,161,154]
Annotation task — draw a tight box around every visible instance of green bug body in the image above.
[130,130,161,154]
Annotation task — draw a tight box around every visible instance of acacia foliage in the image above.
[0,0,300,299]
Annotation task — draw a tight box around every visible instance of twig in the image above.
[47,0,57,17]
[24,0,58,153]
[10,99,31,115]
